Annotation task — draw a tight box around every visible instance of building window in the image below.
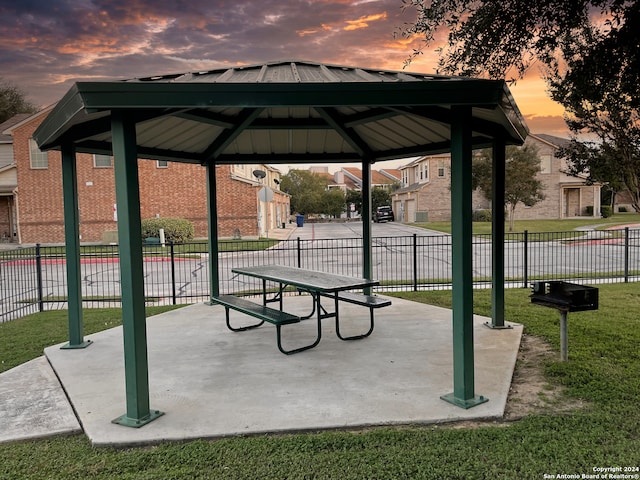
[540,154,552,174]
[422,162,429,181]
[437,160,446,178]
[29,139,48,169]
[157,160,168,168]
[402,170,408,186]
[94,154,112,168]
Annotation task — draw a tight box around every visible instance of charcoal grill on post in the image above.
[530,281,599,361]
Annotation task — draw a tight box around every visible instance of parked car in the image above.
[373,206,394,222]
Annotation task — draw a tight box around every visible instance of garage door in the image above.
[406,199,416,223]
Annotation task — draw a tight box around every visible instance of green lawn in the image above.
[0,306,184,374]
[1,285,640,479]
[0,240,281,262]
[416,212,640,234]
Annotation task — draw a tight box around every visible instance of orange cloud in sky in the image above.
[297,24,332,37]
[57,37,121,55]
[344,12,387,31]
[381,33,425,51]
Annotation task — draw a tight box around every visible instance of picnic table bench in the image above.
[211,265,391,354]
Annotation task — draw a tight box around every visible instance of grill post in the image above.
[559,310,568,362]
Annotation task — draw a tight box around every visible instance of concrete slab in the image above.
[44,297,522,447]
[0,356,82,443]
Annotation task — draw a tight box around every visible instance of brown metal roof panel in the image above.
[354,125,410,152]
[258,63,297,83]
[293,64,333,82]
[308,129,351,153]
[394,114,452,142]
[357,116,449,150]
[136,117,220,153]
[139,60,462,85]
[289,130,309,152]
[226,129,352,156]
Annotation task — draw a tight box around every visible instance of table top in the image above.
[232,265,378,293]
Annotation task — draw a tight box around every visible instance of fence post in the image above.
[170,241,177,304]
[523,230,529,288]
[413,234,418,292]
[35,243,44,312]
[624,227,630,283]
[297,237,302,269]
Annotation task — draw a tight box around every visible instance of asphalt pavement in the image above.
[290,220,447,240]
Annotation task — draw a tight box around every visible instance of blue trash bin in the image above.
[296,214,304,227]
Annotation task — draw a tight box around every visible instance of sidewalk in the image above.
[265,222,297,241]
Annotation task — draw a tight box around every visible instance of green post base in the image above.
[112,409,164,428]
[441,392,489,409]
[483,322,513,330]
[60,340,93,350]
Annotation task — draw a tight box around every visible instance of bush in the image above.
[141,218,194,243]
[472,209,492,222]
[619,206,628,213]
[601,205,613,218]
[585,206,594,216]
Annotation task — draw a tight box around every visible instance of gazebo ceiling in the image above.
[34,60,528,164]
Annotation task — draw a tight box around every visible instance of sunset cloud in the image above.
[0,0,566,136]
[297,24,332,37]
[344,12,388,31]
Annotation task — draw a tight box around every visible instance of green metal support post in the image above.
[207,163,220,299]
[110,110,163,428]
[60,142,92,350]
[441,106,488,409]
[487,138,511,329]
[361,161,373,295]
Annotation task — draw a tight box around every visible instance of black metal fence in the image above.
[2,228,639,322]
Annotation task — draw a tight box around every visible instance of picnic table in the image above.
[212,265,391,354]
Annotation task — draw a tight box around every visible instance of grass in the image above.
[172,238,281,253]
[0,239,281,262]
[416,212,640,234]
[1,284,640,478]
[18,296,163,304]
[0,305,184,374]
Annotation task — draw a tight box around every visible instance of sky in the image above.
[0,0,570,170]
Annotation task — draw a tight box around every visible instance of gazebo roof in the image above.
[34,59,527,164]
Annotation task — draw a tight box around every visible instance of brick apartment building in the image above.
[393,133,602,223]
[0,114,30,242]
[310,166,401,192]
[3,109,289,244]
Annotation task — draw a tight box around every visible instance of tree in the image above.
[344,187,392,216]
[399,0,639,213]
[280,170,327,215]
[472,145,545,231]
[322,188,346,218]
[548,15,640,212]
[372,187,392,211]
[398,1,636,82]
[0,78,38,123]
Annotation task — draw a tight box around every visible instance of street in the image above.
[1,221,639,321]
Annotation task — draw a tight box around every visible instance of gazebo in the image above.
[34,60,528,427]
